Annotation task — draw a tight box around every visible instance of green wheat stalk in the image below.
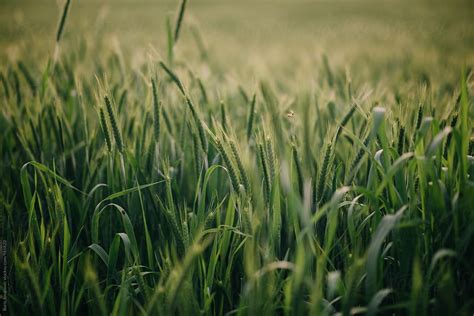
[160,61,208,153]
[292,141,304,198]
[215,138,241,192]
[258,142,271,205]
[334,104,356,142]
[104,95,124,153]
[246,93,256,141]
[174,0,188,44]
[152,78,161,143]
[99,107,112,152]
[316,141,332,204]
[56,0,72,42]
[229,140,250,194]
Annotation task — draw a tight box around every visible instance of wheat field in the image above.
[0,0,473,315]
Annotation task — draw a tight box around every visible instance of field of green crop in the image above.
[1,0,474,315]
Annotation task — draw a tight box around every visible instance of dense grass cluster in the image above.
[1,0,474,315]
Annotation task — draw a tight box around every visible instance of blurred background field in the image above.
[1,0,473,84]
